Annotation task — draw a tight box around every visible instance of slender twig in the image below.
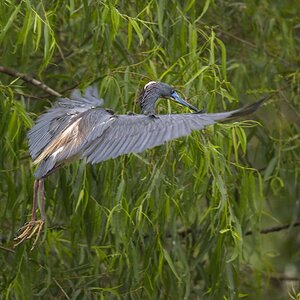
[166,220,300,239]
[202,22,290,65]
[269,274,300,282]
[14,92,47,100]
[49,220,300,239]
[52,277,71,300]
[52,33,93,66]
[59,82,80,94]
[245,221,300,236]
[0,245,15,253]
[0,66,61,97]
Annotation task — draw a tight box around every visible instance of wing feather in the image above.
[82,101,262,164]
[81,113,218,164]
[32,95,263,178]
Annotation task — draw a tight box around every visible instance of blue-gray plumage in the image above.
[15,81,264,248]
[29,82,263,179]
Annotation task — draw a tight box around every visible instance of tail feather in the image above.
[34,157,56,179]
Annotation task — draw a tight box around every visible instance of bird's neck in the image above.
[140,94,159,115]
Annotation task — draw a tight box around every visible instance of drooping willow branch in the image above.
[0,66,61,97]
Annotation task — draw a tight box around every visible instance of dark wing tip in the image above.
[229,96,266,118]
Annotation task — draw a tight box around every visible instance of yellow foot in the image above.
[14,220,44,250]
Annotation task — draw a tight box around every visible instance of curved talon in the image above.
[14,220,44,250]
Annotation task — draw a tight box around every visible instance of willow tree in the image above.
[0,1,299,299]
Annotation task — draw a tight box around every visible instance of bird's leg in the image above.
[14,180,39,241]
[39,179,46,222]
[14,179,45,249]
[31,179,39,221]
[26,180,45,249]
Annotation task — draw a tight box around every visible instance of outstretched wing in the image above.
[33,96,263,179]
[82,99,264,164]
[28,86,104,161]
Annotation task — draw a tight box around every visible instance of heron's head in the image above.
[138,81,199,115]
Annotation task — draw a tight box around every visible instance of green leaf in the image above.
[163,248,181,281]
[0,4,21,42]
[186,66,209,85]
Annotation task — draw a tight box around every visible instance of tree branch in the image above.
[48,220,300,240]
[245,221,300,236]
[269,274,300,282]
[169,220,300,239]
[0,66,61,97]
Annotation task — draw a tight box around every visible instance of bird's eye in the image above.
[171,90,175,95]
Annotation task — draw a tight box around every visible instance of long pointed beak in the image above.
[170,91,200,112]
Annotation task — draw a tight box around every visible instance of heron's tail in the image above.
[34,157,56,179]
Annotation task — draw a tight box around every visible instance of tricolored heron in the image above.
[15,81,264,248]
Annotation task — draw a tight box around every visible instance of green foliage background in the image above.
[0,0,299,299]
